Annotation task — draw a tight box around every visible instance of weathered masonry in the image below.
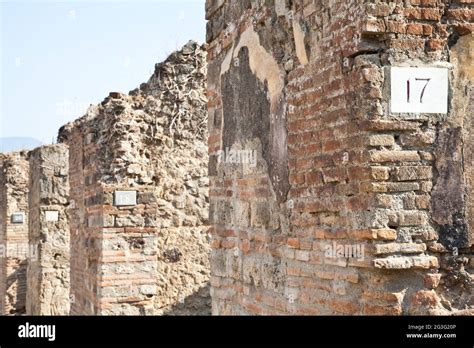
[0,152,29,315]
[207,0,473,314]
[58,41,211,315]
[0,42,210,316]
[26,144,70,315]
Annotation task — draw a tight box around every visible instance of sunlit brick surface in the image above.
[206,0,473,315]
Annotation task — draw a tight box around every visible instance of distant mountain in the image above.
[0,137,43,152]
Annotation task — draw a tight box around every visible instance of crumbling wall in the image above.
[206,0,473,315]
[58,41,210,315]
[26,144,70,315]
[0,152,29,315]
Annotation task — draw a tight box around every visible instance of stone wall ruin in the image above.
[0,1,472,316]
[26,144,70,315]
[57,41,210,315]
[0,42,211,316]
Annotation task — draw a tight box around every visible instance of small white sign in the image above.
[11,212,25,224]
[390,67,448,114]
[45,211,59,222]
[114,191,137,206]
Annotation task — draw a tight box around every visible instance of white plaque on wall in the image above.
[114,191,137,206]
[45,211,59,222]
[11,212,25,224]
[390,67,448,114]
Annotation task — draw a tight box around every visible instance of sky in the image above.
[0,0,206,145]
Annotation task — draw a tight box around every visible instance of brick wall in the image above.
[58,110,107,314]
[206,0,473,315]
[26,144,70,315]
[58,42,210,315]
[0,152,29,315]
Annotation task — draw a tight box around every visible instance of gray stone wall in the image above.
[26,144,70,315]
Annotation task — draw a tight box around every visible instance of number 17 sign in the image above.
[390,67,448,114]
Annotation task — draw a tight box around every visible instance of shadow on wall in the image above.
[163,283,211,316]
[6,260,27,315]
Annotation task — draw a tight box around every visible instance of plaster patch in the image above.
[221,26,284,108]
[293,18,309,66]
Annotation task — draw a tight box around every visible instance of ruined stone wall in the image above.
[206,0,473,315]
[0,152,29,315]
[26,144,70,315]
[58,41,211,315]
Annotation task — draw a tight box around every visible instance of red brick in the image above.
[363,303,402,315]
[221,239,236,249]
[426,39,445,51]
[389,38,426,50]
[290,173,305,185]
[422,24,433,35]
[305,171,323,185]
[330,299,360,314]
[455,23,474,35]
[211,239,221,248]
[404,8,442,20]
[386,21,406,34]
[446,9,474,21]
[406,23,424,35]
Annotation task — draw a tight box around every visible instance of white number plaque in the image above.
[114,191,137,206]
[11,212,25,224]
[390,67,448,114]
[45,211,59,222]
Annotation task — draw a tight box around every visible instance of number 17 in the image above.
[407,78,431,103]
